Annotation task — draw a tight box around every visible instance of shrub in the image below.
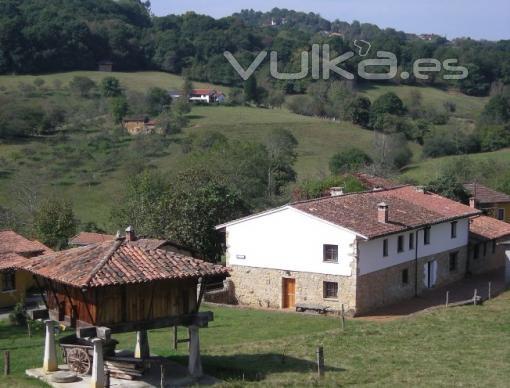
[9,302,27,326]
[329,148,373,175]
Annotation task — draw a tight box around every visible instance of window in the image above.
[402,269,409,285]
[409,233,414,250]
[492,240,497,254]
[449,252,458,272]
[1,272,15,292]
[451,221,457,239]
[498,208,505,221]
[424,227,431,245]
[483,242,487,257]
[323,245,338,263]
[473,244,480,260]
[397,235,404,253]
[323,282,338,299]
[383,239,388,257]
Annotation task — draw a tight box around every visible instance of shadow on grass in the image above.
[187,114,205,120]
[172,353,345,382]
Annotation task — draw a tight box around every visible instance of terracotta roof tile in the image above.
[69,232,115,246]
[464,183,510,204]
[469,215,510,240]
[0,253,30,271]
[0,230,53,255]
[292,186,481,239]
[20,240,228,288]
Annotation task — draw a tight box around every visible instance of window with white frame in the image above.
[323,244,338,263]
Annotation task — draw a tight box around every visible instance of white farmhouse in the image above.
[216,186,508,315]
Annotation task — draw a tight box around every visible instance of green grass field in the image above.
[0,71,228,94]
[2,292,510,387]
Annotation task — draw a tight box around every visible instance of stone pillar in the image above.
[134,330,150,359]
[90,338,105,388]
[43,320,58,373]
[188,325,202,379]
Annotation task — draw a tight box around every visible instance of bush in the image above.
[69,76,96,97]
[9,302,27,326]
[293,175,365,201]
[329,148,373,175]
[100,76,122,97]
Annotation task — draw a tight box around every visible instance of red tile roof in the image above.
[20,239,228,288]
[292,186,481,239]
[0,230,53,255]
[0,253,30,271]
[69,232,115,246]
[464,183,510,204]
[469,215,510,240]
[191,89,216,96]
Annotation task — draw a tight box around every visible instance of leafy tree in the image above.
[33,198,78,249]
[110,96,129,124]
[329,148,373,175]
[293,175,365,201]
[370,92,406,129]
[479,95,510,125]
[100,77,122,97]
[349,97,371,127]
[33,78,45,89]
[69,76,96,97]
[425,174,470,203]
[265,129,298,197]
[244,76,259,103]
[145,87,172,116]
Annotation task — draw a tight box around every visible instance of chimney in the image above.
[125,226,136,242]
[469,197,478,209]
[330,187,344,197]
[378,202,389,224]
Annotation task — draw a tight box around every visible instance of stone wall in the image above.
[468,241,506,275]
[356,246,468,314]
[228,265,357,313]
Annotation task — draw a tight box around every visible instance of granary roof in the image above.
[469,215,510,241]
[0,230,53,255]
[69,232,115,246]
[20,239,228,288]
[464,183,510,204]
[218,186,481,240]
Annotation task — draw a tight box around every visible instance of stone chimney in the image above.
[469,197,478,209]
[330,187,344,197]
[125,226,136,242]
[378,202,389,224]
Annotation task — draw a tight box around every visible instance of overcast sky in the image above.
[150,0,510,41]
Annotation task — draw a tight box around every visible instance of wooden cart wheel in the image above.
[66,347,91,375]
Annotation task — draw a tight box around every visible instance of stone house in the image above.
[464,183,510,223]
[122,116,160,135]
[215,186,504,315]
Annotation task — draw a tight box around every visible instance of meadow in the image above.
[1,291,510,387]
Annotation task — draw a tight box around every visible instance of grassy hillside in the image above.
[3,291,510,386]
[359,84,489,121]
[402,148,510,183]
[0,71,228,94]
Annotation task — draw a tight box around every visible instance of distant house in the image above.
[469,215,510,274]
[170,89,224,104]
[464,183,510,223]
[122,116,160,135]
[216,186,490,315]
[98,60,114,72]
[0,231,52,308]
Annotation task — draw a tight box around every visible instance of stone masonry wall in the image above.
[228,265,357,313]
[356,246,468,315]
[469,242,506,275]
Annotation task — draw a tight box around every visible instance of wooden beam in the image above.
[195,278,206,313]
[79,287,96,326]
[32,276,49,310]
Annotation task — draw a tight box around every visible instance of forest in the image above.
[1,0,509,96]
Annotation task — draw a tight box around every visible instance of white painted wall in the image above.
[225,207,358,276]
[357,218,469,275]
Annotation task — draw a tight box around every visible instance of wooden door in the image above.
[282,278,296,308]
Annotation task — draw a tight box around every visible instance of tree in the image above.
[182,77,194,99]
[370,92,406,129]
[33,78,45,89]
[110,96,129,124]
[349,96,371,127]
[479,95,510,125]
[329,148,373,175]
[100,76,122,97]
[69,76,96,97]
[145,87,172,116]
[33,198,78,249]
[425,174,470,203]
[292,175,365,201]
[265,129,298,197]
[244,76,258,103]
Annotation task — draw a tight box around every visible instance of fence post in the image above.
[473,289,478,305]
[316,346,324,378]
[173,326,178,350]
[341,304,345,331]
[4,351,10,376]
[160,363,165,388]
[488,281,492,300]
[445,291,449,308]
